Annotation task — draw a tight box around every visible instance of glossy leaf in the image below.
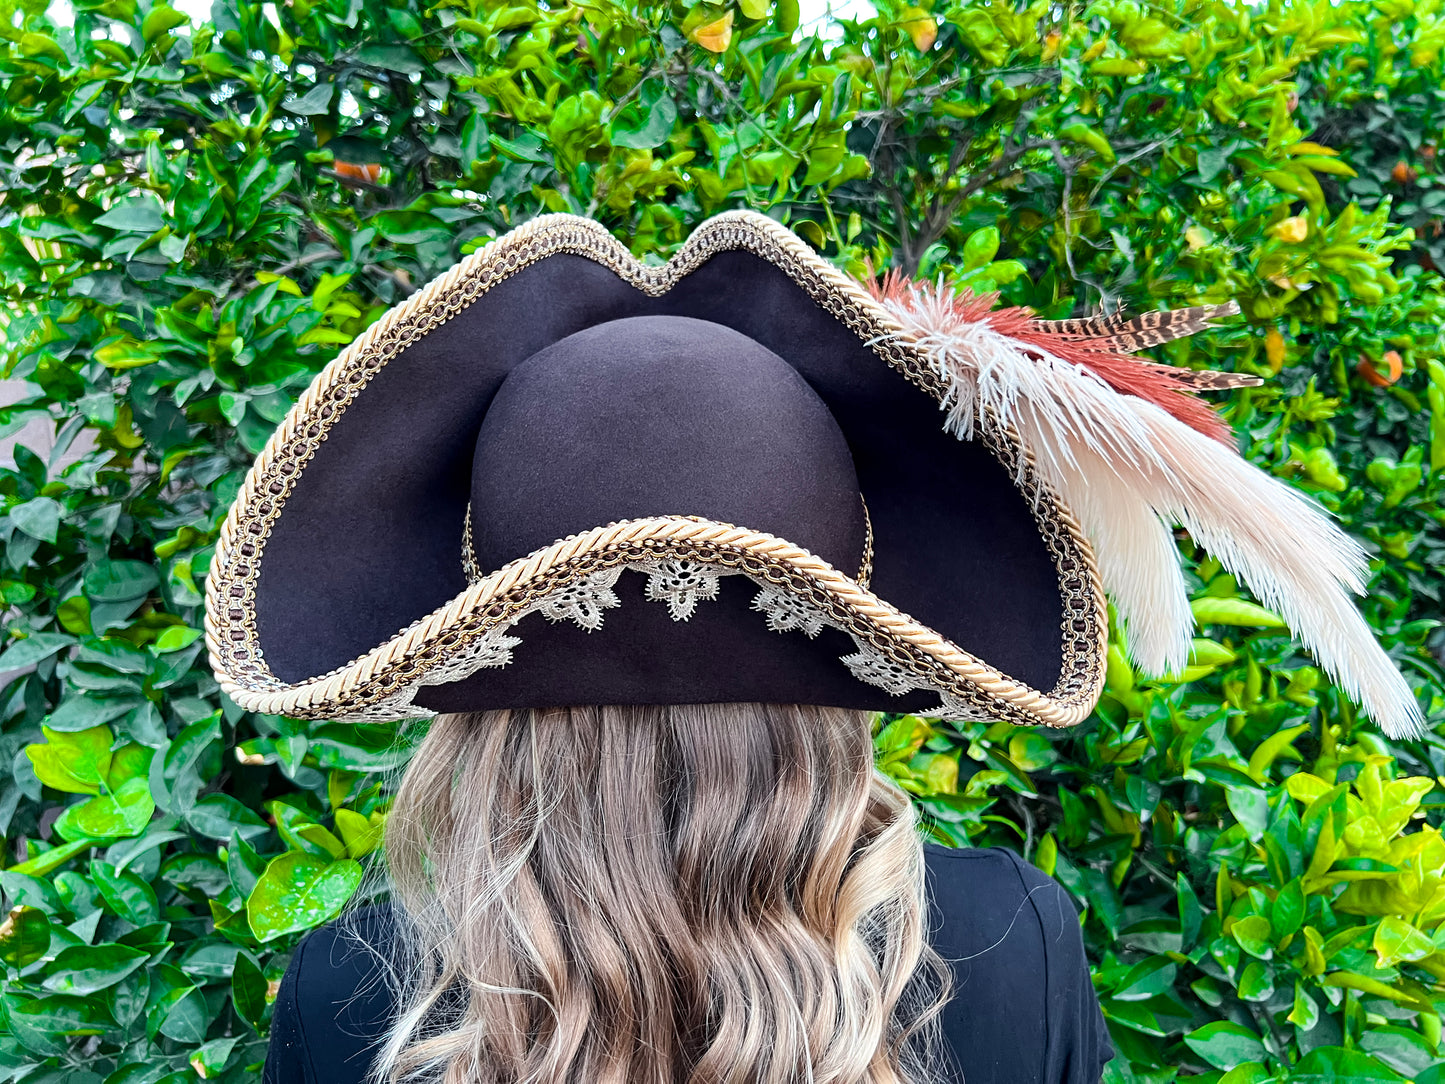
[246,852,363,942]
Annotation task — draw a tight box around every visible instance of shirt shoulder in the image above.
[920,843,1114,1084]
[263,906,400,1084]
[924,842,1085,941]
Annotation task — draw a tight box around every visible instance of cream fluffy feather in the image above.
[878,281,1425,740]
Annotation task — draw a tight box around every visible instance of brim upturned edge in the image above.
[202,210,1108,727]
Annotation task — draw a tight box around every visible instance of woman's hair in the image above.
[367,703,952,1084]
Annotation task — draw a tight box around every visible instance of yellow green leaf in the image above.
[1089,57,1147,77]
[141,4,187,42]
[1373,916,1435,966]
[297,328,356,346]
[106,743,154,790]
[95,337,165,370]
[1035,833,1058,876]
[899,7,937,51]
[1285,772,1332,805]
[1246,724,1311,783]
[335,808,386,858]
[24,725,115,795]
[690,10,734,52]
[1190,597,1286,629]
[1321,971,1416,1003]
[1058,122,1116,163]
[8,839,94,877]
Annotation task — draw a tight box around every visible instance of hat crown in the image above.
[468,315,867,577]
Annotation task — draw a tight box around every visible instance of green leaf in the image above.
[1184,1021,1267,1070]
[0,580,37,605]
[1177,873,1202,950]
[356,44,425,74]
[53,777,155,841]
[1290,1047,1404,1082]
[0,631,74,670]
[10,495,63,542]
[95,337,166,370]
[108,742,155,788]
[91,860,161,925]
[153,712,222,815]
[610,83,678,149]
[1247,723,1311,782]
[284,82,334,115]
[0,871,63,913]
[1218,1065,1275,1084]
[335,807,385,857]
[1,994,107,1056]
[1197,144,1233,184]
[189,1036,239,1078]
[1226,785,1270,841]
[154,979,208,1044]
[0,906,50,968]
[185,792,269,841]
[94,196,166,234]
[232,952,268,1031]
[153,624,201,651]
[9,838,94,876]
[42,943,149,995]
[1191,597,1287,628]
[84,559,159,602]
[1112,955,1176,1001]
[246,852,363,942]
[1058,121,1116,163]
[1360,1026,1438,1078]
[1231,914,1274,959]
[1320,971,1415,1004]
[17,31,67,61]
[141,4,186,41]
[960,226,1001,271]
[1288,982,1320,1029]
[1237,959,1274,1001]
[1271,878,1305,939]
[227,829,266,897]
[44,692,135,733]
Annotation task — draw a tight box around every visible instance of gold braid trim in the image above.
[462,495,873,588]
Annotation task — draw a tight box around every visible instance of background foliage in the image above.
[2,0,1444,1080]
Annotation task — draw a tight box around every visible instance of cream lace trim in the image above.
[332,558,990,723]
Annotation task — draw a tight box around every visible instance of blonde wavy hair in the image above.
[367,703,952,1084]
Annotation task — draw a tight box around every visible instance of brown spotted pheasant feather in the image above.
[865,273,1423,741]
[1034,303,1246,351]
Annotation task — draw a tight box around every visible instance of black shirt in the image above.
[264,844,1114,1083]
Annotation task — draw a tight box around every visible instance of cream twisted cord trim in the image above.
[211,515,1102,728]
[461,495,875,587]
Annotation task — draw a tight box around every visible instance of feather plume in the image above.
[870,272,1258,444]
[1032,301,1245,352]
[867,276,1425,740]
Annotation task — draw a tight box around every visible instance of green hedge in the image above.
[2,1,1444,1081]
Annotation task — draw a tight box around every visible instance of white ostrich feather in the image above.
[878,283,1425,740]
[1053,450,1193,676]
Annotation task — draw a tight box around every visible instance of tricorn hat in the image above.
[204,210,1424,739]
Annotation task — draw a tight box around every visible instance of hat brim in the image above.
[203,211,1106,727]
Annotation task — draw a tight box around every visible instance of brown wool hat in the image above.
[203,210,1425,739]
